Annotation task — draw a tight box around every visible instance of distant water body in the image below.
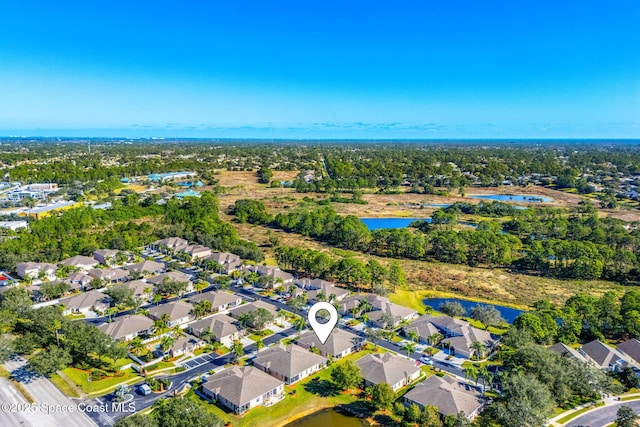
[468,194,552,202]
[423,297,525,323]
[360,217,430,230]
[286,409,368,427]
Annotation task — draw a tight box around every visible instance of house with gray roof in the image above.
[59,255,99,271]
[147,271,192,289]
[206,252,243,273]
[188,290,242,313]
[229,300,283,326]
[64,271,93,291]
[116,280,153,302]
[579,340,628,372]
[403,375,484,420]
[60,290,110,315]
[93,249,119,266]
[200,366,284,414]
[297,328,363,359]
[147,301,194,327]
[98,314,153,341]
[355,352,422,392]
[188,314,244,347]
[16,262,57,281]
[617,338,640,367]
[176,244,212,260]
[253,344,327,385]
[246,265,294,287]
[339,294,418,328]
[548,342,588,363]
[404,315,497,359]
[88,268,130,284]
[295,278,349,303]
[152,237,188,251]
[125,260,165,276]
[169,336,203,357]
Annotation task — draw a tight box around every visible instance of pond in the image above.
[423,297,525,323]
[286,408,368,427]
[468,194,552,203]
[360,217,430,230]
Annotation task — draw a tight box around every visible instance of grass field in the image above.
[556,401,605,424]
[50,373,80,398]
[62,367,139,394]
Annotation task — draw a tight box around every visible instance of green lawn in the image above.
[189,345,388,427]
[50,373,80,398]
[248,329,274,341]
[62,367,139,394]
[556,401,605,424]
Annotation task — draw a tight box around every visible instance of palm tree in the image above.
[200,327,214,344]
[429,332,444,347]
[160,335,176,353]
[193,280,208,294]
[407,331,420,343]
[152,293,163,305]
[293,316,306,332]
[401,341,416,357]
[357,299,372,315]
[471,341,485,360]
[479,365,493,392]
[129,337,147,357]
[105,307,118,322]
[231,341,244,363]
[316,291,327,302]
[463,365,478,385]
[349,307,359,319]
[237,313,251,328]
[255,339,265,352]
[360,312,370,327]
[154,313,171,334]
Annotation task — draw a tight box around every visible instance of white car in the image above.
[420,356,434,366]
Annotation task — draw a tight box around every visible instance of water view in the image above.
[360,217,430,230]
[424,297,525,323]
[286,408,368,427]
[468,194,552,203]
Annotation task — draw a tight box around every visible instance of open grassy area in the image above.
[50,373,80,398]
[62,367,139,394]
[190,345,388,427]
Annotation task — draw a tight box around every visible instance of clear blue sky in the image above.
[1,1,638,138]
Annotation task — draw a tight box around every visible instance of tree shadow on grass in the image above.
[373,413,400,427]
[338,401,375,419]
[303,378,340,397]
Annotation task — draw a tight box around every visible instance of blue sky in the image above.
[0,1,638,138]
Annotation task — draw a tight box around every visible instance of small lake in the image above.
[468,194,552,203]
[423,297,525,323]
[360,217,430,230]
[286,408,368,427]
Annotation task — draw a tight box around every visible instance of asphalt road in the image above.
[83,285,469,426]
[566,399,640,427]
[2,357,97,427]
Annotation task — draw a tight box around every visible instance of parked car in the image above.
[137,384,152,396]
[420,356,434,366]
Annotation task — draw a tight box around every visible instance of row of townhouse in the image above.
[549,338,640,372]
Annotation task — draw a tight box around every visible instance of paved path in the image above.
[565,399,640,427]
[2,357,97,427]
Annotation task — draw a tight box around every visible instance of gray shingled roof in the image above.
[253,344,327,378]
[125,260,165,274]
[98,315,153,340]
[229,300,279,318]
[189,314,242,339]
[297,329,362,357]
[617,339,640,364]
[404,375,483,417]
[355,352,421,386]
[147,300,193,321]
[580,340,628,369]
[188,290,240,308]
[548,342,588,362]
[202,366,283,407]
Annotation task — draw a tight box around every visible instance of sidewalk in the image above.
[547,393,640,426]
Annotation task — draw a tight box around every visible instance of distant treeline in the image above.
[231,199,640,281]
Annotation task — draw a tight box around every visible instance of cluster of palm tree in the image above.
[463,363,495,393]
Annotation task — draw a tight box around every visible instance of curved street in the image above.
[566,399,640,427]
